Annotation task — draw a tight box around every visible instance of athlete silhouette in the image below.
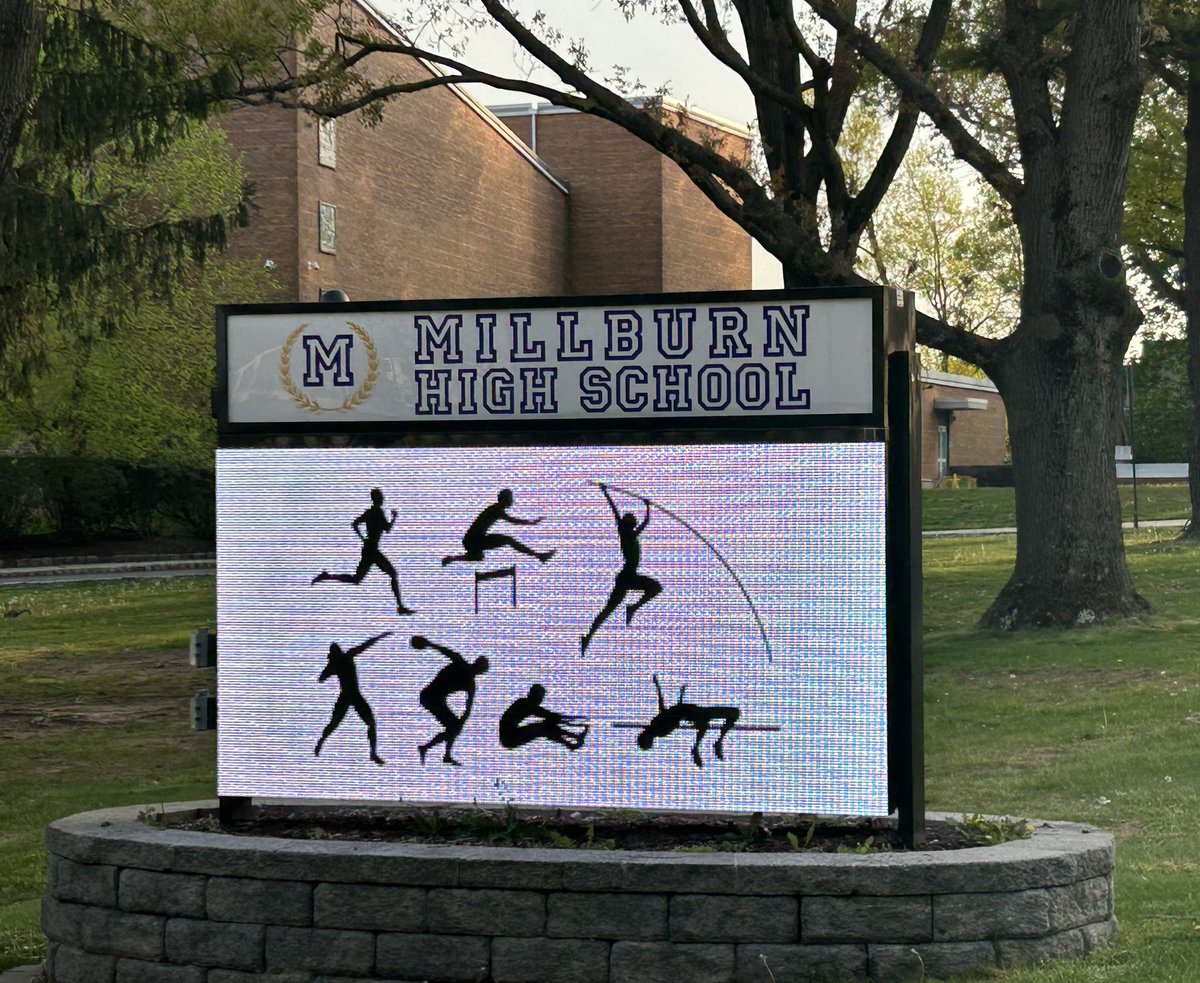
[580,483,662,655]
[313,631,393,765]
[636,674,740,768]
[413,635,490,767]
[441,489,556,566]
[312,488,413,615]
[498,684,589,751]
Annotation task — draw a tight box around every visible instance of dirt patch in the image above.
[0,650,202,740]
[169,805,995,854]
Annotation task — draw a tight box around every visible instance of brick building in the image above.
[920,369,1009,486]
[218,0,752,303]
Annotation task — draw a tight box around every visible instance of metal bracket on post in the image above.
[191,690,217,731]
[190,628,216,668]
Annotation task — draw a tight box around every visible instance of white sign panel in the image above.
[221,293,878,426]
[216,441,889,816]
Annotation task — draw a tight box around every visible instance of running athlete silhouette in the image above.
[312,488,413,615]
[498,684,589,751]
[636,674,740,768]
[580,483,663,655]
[441,489,556,566]
[413,635,490,767]
[313,630,393,765]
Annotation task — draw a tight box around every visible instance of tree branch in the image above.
[673,0,814,119]
[801,0,1023,204]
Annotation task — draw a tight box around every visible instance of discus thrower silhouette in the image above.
[583,480,772,663]
[413,635,490,767]
[498,684,589,751]
[580,482,662,656]
[611,674,780,768]
[311,488,414,615]
[313,630,393,766]
[441,488,556,566]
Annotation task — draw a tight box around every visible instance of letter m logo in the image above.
[302,334,355,387]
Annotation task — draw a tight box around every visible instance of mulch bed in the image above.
[171,806,978,853]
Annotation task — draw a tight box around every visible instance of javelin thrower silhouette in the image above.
[580,482,662,656]
[313,630,393,765]
[311,488,413,615]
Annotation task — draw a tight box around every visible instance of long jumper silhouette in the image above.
[441,489,556,566]
[413,635,490,767]
[498,684,589,751]
[313,630,393,766]
[580,482,662,656]
[311,488,413,614]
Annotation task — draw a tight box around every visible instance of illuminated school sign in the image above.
[218,290,882,430]
[214,288,920,829]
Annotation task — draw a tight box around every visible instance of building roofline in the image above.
[354,0,570,195]
[920,368,999,394]
[489,97,752,140]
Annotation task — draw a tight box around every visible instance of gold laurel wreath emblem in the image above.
[280,321,378,414]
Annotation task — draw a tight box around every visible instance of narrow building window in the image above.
[318,201,337,253]
[318,117,337,168]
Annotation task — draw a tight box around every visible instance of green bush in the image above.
[0,456,214,546]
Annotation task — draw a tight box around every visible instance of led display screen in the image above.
[216,441,888,816]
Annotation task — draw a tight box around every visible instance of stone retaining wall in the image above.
[42,804,1117,983]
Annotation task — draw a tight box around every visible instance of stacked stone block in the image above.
[42,806,1116,983]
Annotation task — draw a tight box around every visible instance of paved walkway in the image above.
[923,517,1186,539]
[0,965,43,982]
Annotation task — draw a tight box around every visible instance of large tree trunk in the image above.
[986,330,1151,627]
[1181,62,1200,541]
[0,0,45,183]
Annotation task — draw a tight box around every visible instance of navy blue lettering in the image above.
[774,363,811,410]
[509,312,545,362]
[617,366,648,412]
[414,314,463,364]
[697,364,731,411]
[605,310,643,360]
[736,363,770,410]
[457,368,478,414]
[708,307,751,359]
[302,334,354,386]
[556,311,592,361]
[654,308,696,359]
[519,367,558,413]
[579,366,612,413]
[653,364,692,412]
[414,369,453,414]
[483,368,515,414]
[475,313,497,363]
[763,304,808,357]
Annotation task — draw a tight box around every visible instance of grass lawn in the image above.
[923,482,1191,531]
[2,536,1200,978]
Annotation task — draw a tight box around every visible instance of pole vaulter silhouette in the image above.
[580,482,662,656]
[584,480,772,663]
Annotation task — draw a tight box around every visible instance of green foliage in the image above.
[948,813,1033,846]
[1130,337,1191,463]
[0,0,322,388]
[0,251,276,469]
[0,456,215,545]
